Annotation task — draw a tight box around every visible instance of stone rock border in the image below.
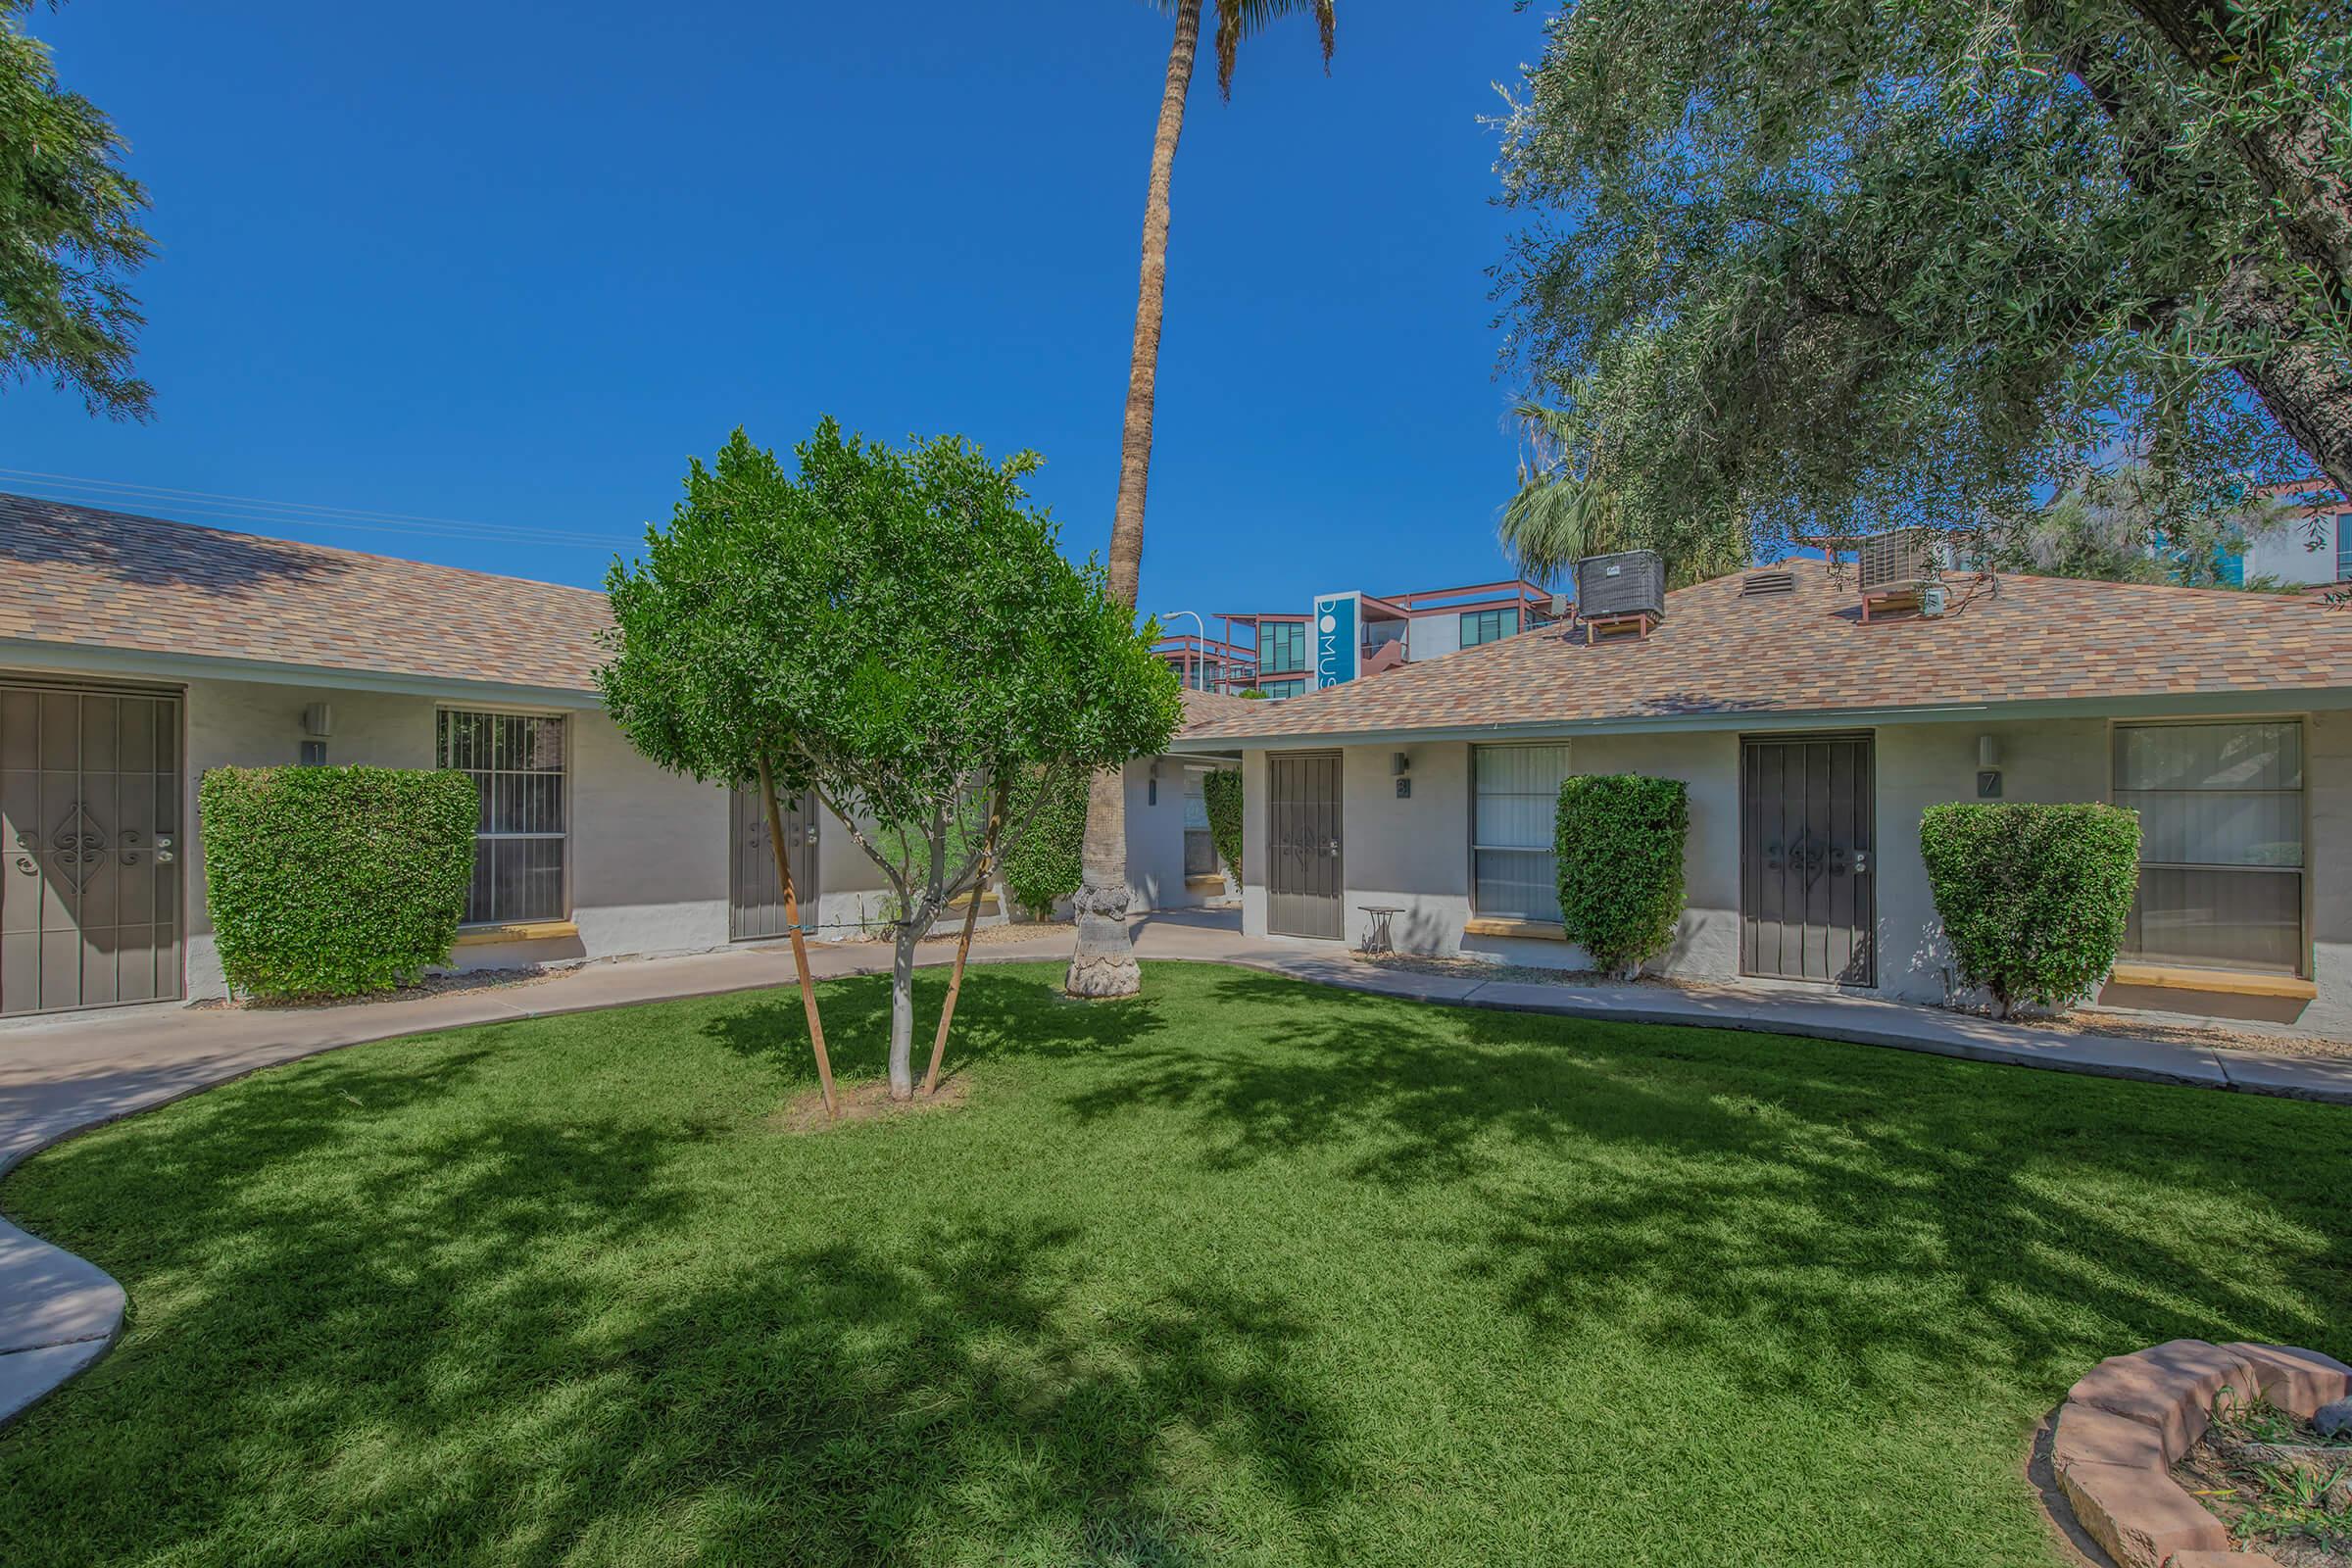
[2050,1338,2352,1568]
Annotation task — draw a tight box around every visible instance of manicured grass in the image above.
[1,962,2346,1566]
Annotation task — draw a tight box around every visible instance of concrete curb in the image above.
[2,925,2345,1431]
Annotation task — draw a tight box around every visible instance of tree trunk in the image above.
[2215,260,2352,499]
[2123,0,2352,317]
[926,779,1006,1095]
[1068,0,1200,1001]
[888,919,919,1102]
[760,755,837,1120]
[2055,33,2352,497]
[1068,766,1143,997]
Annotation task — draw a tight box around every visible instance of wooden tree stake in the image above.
[761,754,838,1120]
[925,777,1007,1096]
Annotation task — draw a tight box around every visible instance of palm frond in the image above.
[1205,0,1337,99]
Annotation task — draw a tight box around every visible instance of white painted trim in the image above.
[1211,687,2352,750]
[0,638,603,711]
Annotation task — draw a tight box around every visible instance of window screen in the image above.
[1473,744,1570,920]
[2113,721,2304,974]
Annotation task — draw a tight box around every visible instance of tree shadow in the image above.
[0,493,354,594]
[698,968,1167,1080]
[0,978,1337,1563]
[1057,967,2352,1404]
[1,962,2345,1562]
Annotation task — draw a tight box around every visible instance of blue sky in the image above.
[10,0,1553,628]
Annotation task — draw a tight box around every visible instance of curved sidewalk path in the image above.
[3,909,2347,1427]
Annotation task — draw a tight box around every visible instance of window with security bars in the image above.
[2113,721,2304,975]
[1472,744,1571,921]
[437,710,567,924]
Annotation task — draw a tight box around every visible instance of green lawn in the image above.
[1,962,2345,1567]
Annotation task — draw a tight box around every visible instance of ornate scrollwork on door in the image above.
[48,802,109,892]
[1785,828,1831,891]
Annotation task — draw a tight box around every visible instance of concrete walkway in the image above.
[3,909,2346,1428]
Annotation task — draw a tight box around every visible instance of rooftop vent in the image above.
[1740,570,1796,598]
[1574,550,1665,624]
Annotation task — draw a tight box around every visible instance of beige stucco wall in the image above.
[2305,710,2350,1036]
[1871,717,2108,1005]
[174,677,734,996]
[1238,709,2351,1031]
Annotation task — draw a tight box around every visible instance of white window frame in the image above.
[435,706,571,926]
[1469,742,1572,921]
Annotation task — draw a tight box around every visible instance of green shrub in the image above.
[200,766,477,999]
[1554,774,1690,976]
[1203,768,1244,878]
[1001,764,1089,920]
[1920,802,2141,1013]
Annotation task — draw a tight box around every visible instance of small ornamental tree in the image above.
[1920,803,2142,1015]
[1553,774,1690,978]
[602,420,1180,1102]
[199,766,474,999]
[1202,767,1244,881]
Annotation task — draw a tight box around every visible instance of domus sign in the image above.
[1312,591,1360,690]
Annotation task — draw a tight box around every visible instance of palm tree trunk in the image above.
[1068,0,1200,1001]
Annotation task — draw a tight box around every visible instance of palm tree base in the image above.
[1063,876,1143,999]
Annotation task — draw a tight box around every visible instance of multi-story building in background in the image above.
[2243,480,2352,589]
[1154,577,1558,698]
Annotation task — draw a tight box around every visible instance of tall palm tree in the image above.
[1066,0,1337,1000]
[1497,400,1748,589]
[1497,401,1625,585]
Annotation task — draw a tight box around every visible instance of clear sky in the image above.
[10,0,1553,627]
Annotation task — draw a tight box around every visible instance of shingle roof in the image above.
[1186,564,2352,741]
[0,493,613,692]
[1178,687,1262,735]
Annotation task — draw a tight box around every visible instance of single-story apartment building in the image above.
[0,495,1233,1016]
[1183,562,2352,1034]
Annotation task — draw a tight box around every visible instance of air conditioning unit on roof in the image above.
[1574,550,1665,623]
[1855,528,1940,596]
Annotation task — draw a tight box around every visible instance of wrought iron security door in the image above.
[1267,752,1344,939]
[1,685,183,1015]
[1740,733,1875,986]
[730,785,819,941]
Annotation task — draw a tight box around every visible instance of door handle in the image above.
[1852,851,1869,874]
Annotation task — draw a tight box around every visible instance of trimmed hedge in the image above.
[1203,768,1244,880]
[200,766,477,999]
[1002,764,1089,920]
[1920,802,2141,1013]
[1554,774,1690,976]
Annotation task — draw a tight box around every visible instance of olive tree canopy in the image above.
[1496,0,2352,564]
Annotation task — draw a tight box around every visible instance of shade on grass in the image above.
[0,963,2345,1566]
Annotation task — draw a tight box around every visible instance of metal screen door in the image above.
[730,785,819,941]
[1,684,183,1014]
[1267,752,1344,939]
[1740,733,1875,986]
